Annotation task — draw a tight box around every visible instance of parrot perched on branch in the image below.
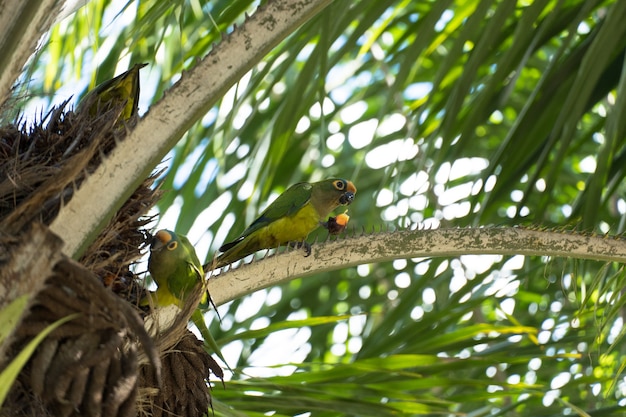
[206,178,357,269]
[142,229,228,367]
[77,62,147,123]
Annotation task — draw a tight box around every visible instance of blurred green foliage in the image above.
[17,0,626,415]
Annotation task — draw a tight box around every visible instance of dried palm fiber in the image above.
[0,90,223,415]
[0,101,163,416]
[0,224,160,417]
[0,99,159,308]
[139,330,225,417]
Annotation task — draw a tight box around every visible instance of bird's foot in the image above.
[288,241,312,257]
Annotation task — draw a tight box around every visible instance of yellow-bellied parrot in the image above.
[142,229,228,368]
[208,178,356,269]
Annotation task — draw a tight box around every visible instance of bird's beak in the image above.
[339,181,357,205]
[151,230,172,252]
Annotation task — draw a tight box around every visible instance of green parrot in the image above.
[77,62,147,123]
[142,229,228,368]
[207,178,357,269]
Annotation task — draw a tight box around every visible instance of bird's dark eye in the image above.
[334,180,345,190]
[167,241,178,250]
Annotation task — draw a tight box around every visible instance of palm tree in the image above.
[1,0,626,416]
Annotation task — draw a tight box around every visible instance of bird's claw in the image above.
[289,241,312,257]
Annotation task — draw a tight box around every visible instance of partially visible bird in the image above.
[142,229,227,367]
[206,178,357,270]
[76,62,147,124]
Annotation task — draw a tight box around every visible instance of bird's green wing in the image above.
[178,234,203,272]
[220,182,313,251]
[179,238,231,370]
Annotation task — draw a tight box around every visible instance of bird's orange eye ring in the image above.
[167,241,178,250]
[334,180,346,190]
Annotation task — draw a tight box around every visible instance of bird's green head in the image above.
[331,179,356,205]
[311,178,357,215]
[323,178,356,206]
[150,229,179,254]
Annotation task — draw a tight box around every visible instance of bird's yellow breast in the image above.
[255,202,320,246]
